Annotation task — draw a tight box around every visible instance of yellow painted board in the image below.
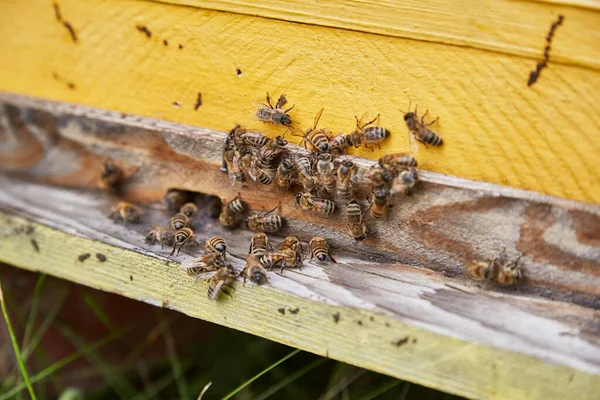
[0,0,599,203]
[1,213,599,400]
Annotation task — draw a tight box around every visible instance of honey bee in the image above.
[275,157,296,190]
[169,227,195,256]
[392,168,419,194]
[219,194,247,227]
[246,205,283,233]
[403,105,443,153]
[368,167,395,188]
[170,213,190,231]
[493,250,523,286]
[295,191,336,215]
[297,108,332,153]
[378,153,418,172]
[205,236,227,256]
[277,236,303,271]
[180,203,198,218]
[257,252,288,270]
[336,160,356,202]
[164,190,191,212]
[368,186,391,219]
[466,261,494,281]
[346,200,367,241]
[248,158,276,185]
[181,253,226,276]
[223,148,247,184]
[241,255,269,285]
[108,202,140,223]
[295,154,316,192]
[236,130,269,147]
[309,237,336,263]
[249,232,273,255]
[207,265,237,300]
[98,160,123,192]
[328,134,348,155]
[346,114,390,150]
[316,154,336,195]
[256,93,294,128]
[145,225,175,248]
[260,136,288,162]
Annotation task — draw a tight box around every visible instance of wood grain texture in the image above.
[0,0,599,203]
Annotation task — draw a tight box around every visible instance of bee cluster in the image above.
[466,249,523,286]
[222,93,444,241]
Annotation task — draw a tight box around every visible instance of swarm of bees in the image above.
[466,249,523,286]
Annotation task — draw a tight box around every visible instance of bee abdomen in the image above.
[227,199,246,215]
[171,213,189,230]
[365,126,390,140]
[320,200,336,215]
[422,130,443,146]
[264,216,283,232]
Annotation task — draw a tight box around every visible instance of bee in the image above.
[98,160,123,191]
[403,105,443,153]
[368,186,391,219]
[392,168,419,194]
[236,130,269,147]
[223,148,247,184]
[145,225,175,248]
[275,157,296,190]
[260,136,288,162]
[169,227,195,256]
[316,153,336,195]
[277,236,303,271]
[346,200,367,240]
[298,108,332,153]
[170,213,190,231]
[309,237,336,263]
[248,158,276,185]
[466,261,494,281]
[108,201,140,223]
[205,236,227,256]
[295,154,316,192]
[180,203,198,218]
[181,253,226,276]
[368,167,395,188]
[249,232,273,255]
[336,160,356,202]
[257,252,288,270]
[328,134,348,155]
[246,205,283,233]
[241,255,269,285]
[256,93,294,128]
[378,153,418,172]
[346,114,390,150]
[221,125,239,173]
[219,194,247,227]
[207,265,237,300]
[493,250,523,286]
[295,191,336,215]
[164,190,191,212]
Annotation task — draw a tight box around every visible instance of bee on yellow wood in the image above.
[98,160,123,192]
[328,134,348,156]
[241,255,269,285]
[316,153,336,195]
[368,186,391,219]
[164,190,191,213]
[180,203,198,218]
[336,160,356,202]
[169,227,195,256]
[309,237,336,263]
[170,213,190,231]
[145,225,175,248]
[493,250,523,286]
[275,157,296,190]
[392,168,420,195]
[403,104,443,153]
[466,261,494,281]
[223,148,247,184]
[249,232,273,255]
[295,191,336,215]
[276,236,303,271]
[204,236,227,257]
[256,93,294,128]
[295,154,316,193]
[346,114,390,150]
[108,201,140,224]
[296,108,332,153]
[246,205,283,233]
[207,265,237,300]
[378,153,418,172]
[181,253,226,276]
[346,200,367,241]
[219,194,247,227]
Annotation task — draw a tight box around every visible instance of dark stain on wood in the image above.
[333,312,340,323]
[288,307,300,314]
[392,337,409,347]
[130,275,133,281]
[78,253,91,262]
[357,320,363,326]
[528,15,564,87]
[52,72,76,91]
[96,253,107,262]
[178,44,183,49]
[194,93,202,111]
[53,3,78,43]
[136,25,152,38]
[236,68,242,76]
[30,239,40,253]
[163,39,168,46]
[278,307,285,315]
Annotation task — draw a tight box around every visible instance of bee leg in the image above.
[363,114,379,128]
[168,243,177,257]
[425,116,439,126]
[266,93,274,109]
[329,254,337,263]
[284,104,295,113]
[364,143,374,152]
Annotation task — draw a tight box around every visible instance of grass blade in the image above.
[355,379,403,400]
[253,357,327,400]
[156,310,190,400]
[0,279,38,400]
[221,348,302,400]
[398,381,413,400]
[22,274,47,351]
[83,294,115,330]
[318,367,366,400]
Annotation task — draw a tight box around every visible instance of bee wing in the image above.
[351,166,371,185]
[181,258,202,271]
[409,131,419,155]
[208,280,225,300]
[313,108,324,130]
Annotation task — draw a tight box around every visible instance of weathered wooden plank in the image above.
[0,0,599,203]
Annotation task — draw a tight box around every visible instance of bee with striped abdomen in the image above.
[368,167,395,189]
[392,168,419,195]
[295,154,316,193]
[246,204,283,233]
[493,250,523,286]
[219,194,247,227]
[180,203,198,218]
[249,232,273,255]
[181,253,226,276]
[298,108,332,153]
[260,136,288,162]
[368,186,391,219]
[328,134,348,155]
[378,153,418,173]
[309,237,336,263]
[336,160,356,202]
[275,157,296,190]
[170,213,190,231]
[223,148,247,184]
[108,202,140,224]
[204,236,227,257]
[466,261,494,281]
[295,191,336,215]
[247,156,276,185]
[145,225,175,248]
[403,104,443,153]
[256,93,294,128]
[241,255,269,285]
[316,153,336,195]
[276,236,303,271]
[346,114,390,150]
[207,265,237,300]
[346,200,367,241]
[169,227,195,256]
